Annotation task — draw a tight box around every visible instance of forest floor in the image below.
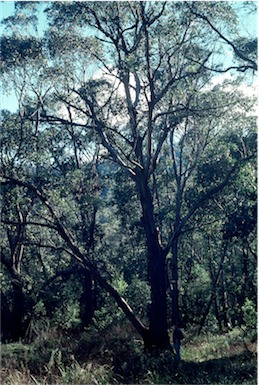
[1,325,257,385]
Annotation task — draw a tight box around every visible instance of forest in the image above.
[0,1,257,384]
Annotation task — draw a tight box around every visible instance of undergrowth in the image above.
[1,324,256,385]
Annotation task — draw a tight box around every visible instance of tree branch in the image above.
[2,219,57,231]
[1,175,148,337]
[188,4,257,71]
[164,156,252,255]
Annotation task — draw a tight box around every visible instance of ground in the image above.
[1,325,257,384]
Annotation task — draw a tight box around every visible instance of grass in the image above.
[1,325,257,384]
[181,327,249,362]
[172,351,256,385]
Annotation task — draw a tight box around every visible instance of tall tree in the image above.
[1,1,257,348]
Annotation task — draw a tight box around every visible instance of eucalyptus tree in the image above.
[1,1,257,348]
[186,2,257,73]
[173,118,257,332]
[0,105,102,340]
[0,13,101,337]
[43,1,256,344]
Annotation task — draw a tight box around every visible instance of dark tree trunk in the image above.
[146,246,169,348]
[240,243,249,308]
[171,237,181,325]
[136,173,169,348]
[1,253,29,342]
[221,270,229,328]
[80,268,94,327]
[1,291,12,342]
[11,280,27,341]
[214,296,223,332]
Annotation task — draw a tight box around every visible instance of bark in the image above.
[80,269,94,327]
[1,291,12,342]
[1,273,29,342]
[214,296,222,332]
[11,280,27,341]
[136,172,169,348]
[1,212,29,342]
[171,237,181,325]
[240,244,249,308]
[147,247,169,347]
[220,270,229,328]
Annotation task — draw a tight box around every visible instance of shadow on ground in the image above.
[174,351,256,384]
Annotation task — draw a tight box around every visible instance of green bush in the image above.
[1,343,31,371]
[242,298,257,342]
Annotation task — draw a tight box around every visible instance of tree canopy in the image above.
[0,1,257,349]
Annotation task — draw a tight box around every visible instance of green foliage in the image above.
[242,299,257,342]
[33,300,47,317]
[126,278,151,319]
[181,263,211,323]
[0,35,42,69]
[0,0,257,353]
[112,273,128,295]
[1,343,31,371]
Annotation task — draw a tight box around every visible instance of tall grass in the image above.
[1,355,116,385]
[1,325,256,385]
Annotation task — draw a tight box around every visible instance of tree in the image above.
[1,1,257,348]
[0,108,100,339]
[185,2,257,73]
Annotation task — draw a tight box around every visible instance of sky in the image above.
[0,1,48,111]
[1,1,14,19]
[0,1,258,112]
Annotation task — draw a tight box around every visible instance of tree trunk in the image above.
[80,269,94,327]
[136,173,169,348]
[11,280,27,341]
[171,237,181,325]
[240,243,248,308]
[214,296,223,332]
[146,246,169,348]
[3,177,168,348]
[221,270,229,328]
[1,291,12,342]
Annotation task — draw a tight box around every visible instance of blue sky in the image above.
[1,1,14,19]
[0,1,47,36]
